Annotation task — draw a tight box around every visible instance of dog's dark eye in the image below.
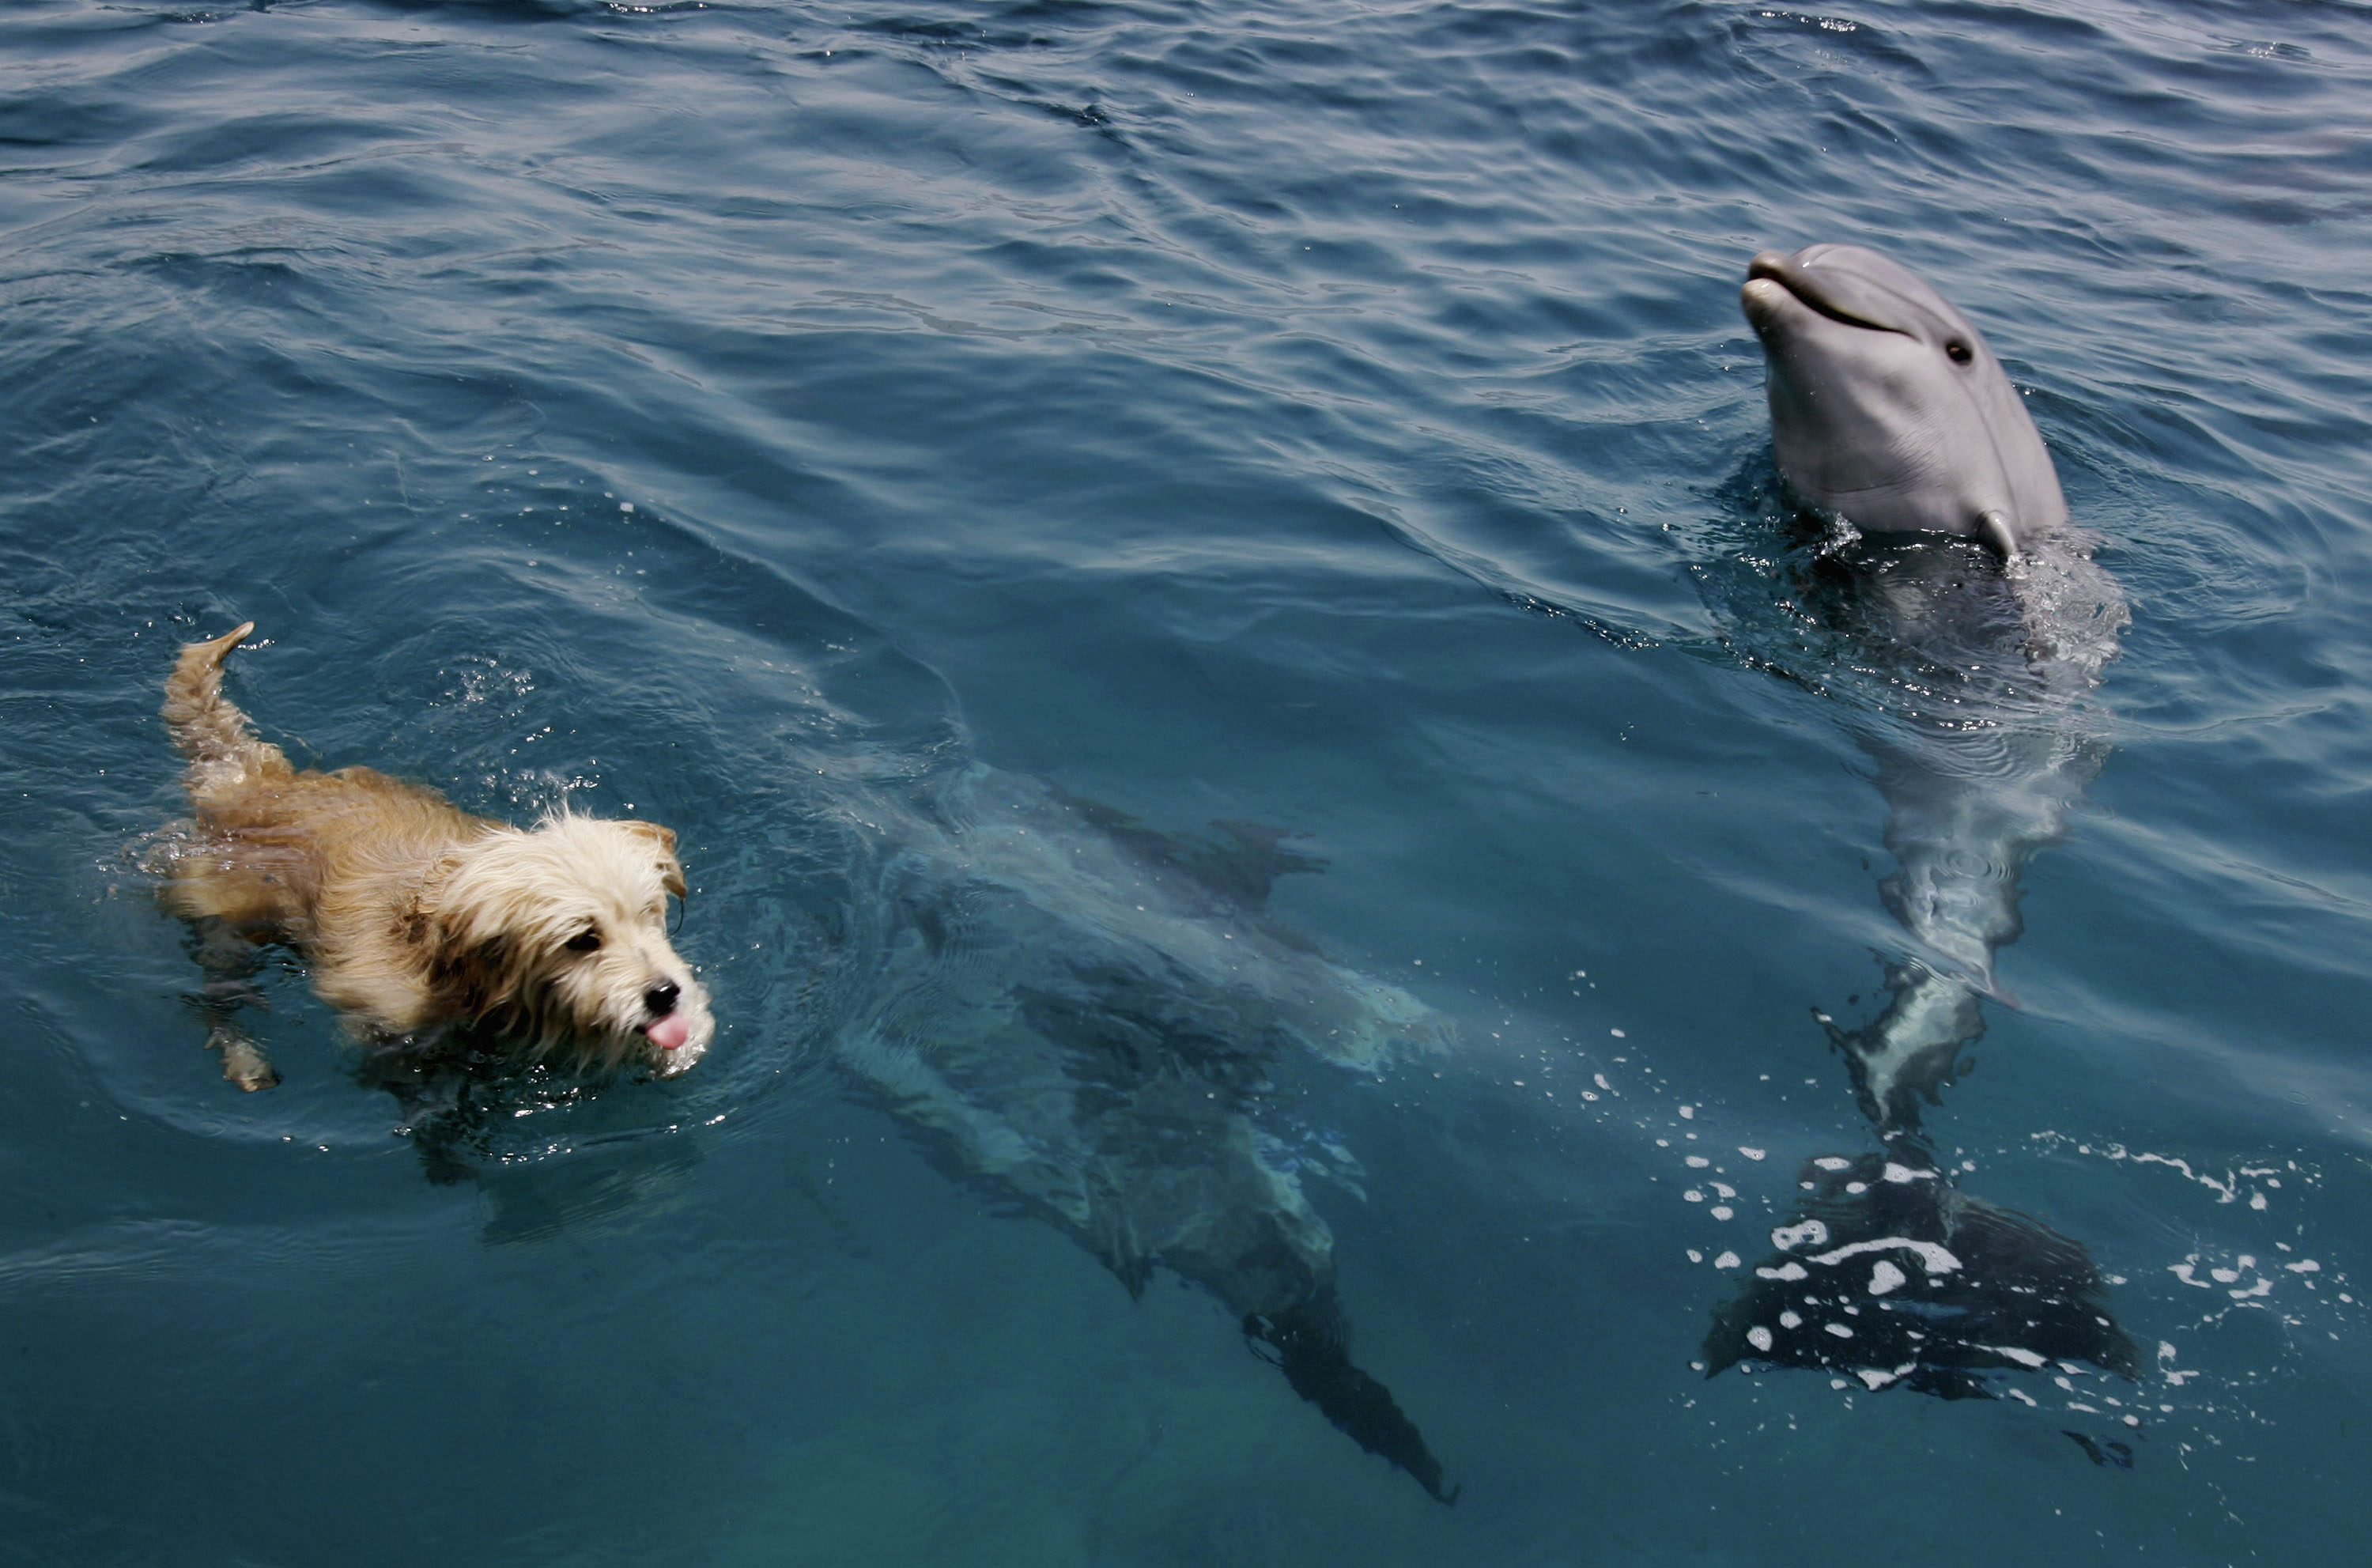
[1945,341,1974,365]
[564,930,602,954]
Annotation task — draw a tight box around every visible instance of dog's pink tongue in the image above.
[646,1013,692,1052]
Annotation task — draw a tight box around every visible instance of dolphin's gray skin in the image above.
[1705,245,2133,1398]
[1742,243,2067,559]
[840,764,1460,1502]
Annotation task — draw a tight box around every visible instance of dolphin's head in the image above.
[1742,244,2067,556]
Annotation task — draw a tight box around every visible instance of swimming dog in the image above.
[161,622,712,1090]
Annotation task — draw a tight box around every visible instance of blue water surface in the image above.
[3,0,2369,1562]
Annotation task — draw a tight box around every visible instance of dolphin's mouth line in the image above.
[1749,256,1910,338]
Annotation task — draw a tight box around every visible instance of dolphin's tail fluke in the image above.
[1245,1296,1460,1504]
[1704,1150,2139,1396]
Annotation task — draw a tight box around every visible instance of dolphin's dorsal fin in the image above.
[1050,786,1327,913]
[1977,510,2020,563]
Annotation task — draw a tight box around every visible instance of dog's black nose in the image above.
[644,980,680,1017]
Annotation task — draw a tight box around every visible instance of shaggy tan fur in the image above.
[161,622,714,1090]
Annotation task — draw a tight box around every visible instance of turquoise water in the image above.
[5,0,2370,1561]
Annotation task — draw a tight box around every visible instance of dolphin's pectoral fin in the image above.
[1977,510,2020,563]
[1202,819,1331,912]
[1245,1297,1460,1504]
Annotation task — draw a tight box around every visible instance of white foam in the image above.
[1808,1237,1962,1276]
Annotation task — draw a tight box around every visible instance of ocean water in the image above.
[4,0,2369,1562]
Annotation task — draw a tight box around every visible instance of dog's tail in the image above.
[164,621,270,770]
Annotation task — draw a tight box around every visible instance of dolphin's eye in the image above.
[1945,340,1974,365]
[564,929,602,954]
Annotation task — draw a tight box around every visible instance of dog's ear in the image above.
[620,820,678,856]
[621,820,687,900]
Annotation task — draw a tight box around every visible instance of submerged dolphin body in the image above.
[838,765,1460,1501]
[1808,537,2125,1132]
[1708,244,2136,1392]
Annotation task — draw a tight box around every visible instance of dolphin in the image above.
[1736,240,2128,1132]
[1741,243,2067,561]
[1705,244,2135,1396]
[839,764,1461,1501]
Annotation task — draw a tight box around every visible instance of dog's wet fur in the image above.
[161,622,712,1090]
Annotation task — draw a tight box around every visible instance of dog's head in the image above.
[417,814,714,1076]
